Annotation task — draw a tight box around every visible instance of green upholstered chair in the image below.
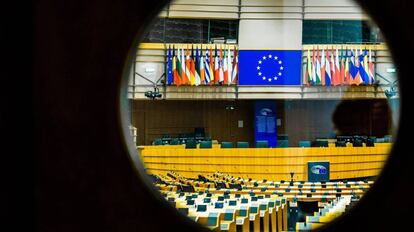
[239,208,248,217]
[250,206,258,214]
[314,140,329,147]
[237,141,249,148]
[256,140,269,148]
[353,139,363,147]
[277,139,288,147]
[298,140,311,147]
[199,140,212,149]
[335,141,346,147]
[224,210,234,221]
[206,212,219,230]
[169,138,180,145]
[185,139,197,149]
[221,142,233,148]
[366,137,375,147]
[153,138,163,145]
[196,204,207,212]
[384,135,392,142]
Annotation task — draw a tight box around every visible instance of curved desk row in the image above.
[137,143,392,181]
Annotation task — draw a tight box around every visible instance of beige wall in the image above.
[238,20,303,50]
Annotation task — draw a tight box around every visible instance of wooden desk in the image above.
[139,144,391,181]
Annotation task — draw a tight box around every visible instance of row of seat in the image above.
[162,172,372,191]
[295,196,354,231]
[153,139,383,148]
[186,140,268,149]
[163,190,289,232]
[210,172,373,188]
[153,172,370,201]
[153,172,365,231]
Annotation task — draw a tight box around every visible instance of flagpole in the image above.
[164,44,168,91]
[235,45,239,99]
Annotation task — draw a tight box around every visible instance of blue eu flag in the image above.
[238,50,302,85]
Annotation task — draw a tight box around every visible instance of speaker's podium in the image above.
[307,161,330,182]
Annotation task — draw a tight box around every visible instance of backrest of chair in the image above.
[237,141,249,148]
[353,139,363,147]
[250,206,258,214]
[215,202,224,209]
[185,139,197,149]
[239,209,247,217]
[207,213,218,226]
[335,141,346,147]
[366,137,375,147]
[276,199,281,206]
[221,141,233,148]
[277,139,288,147]
[314,140,328,147]
[200,140,212,149]
[153,138,163,145]
[197,204,207,212]
[256,140,269,148]
[298,140,311,147]
[170,138,180,145]
[224,212,234,221]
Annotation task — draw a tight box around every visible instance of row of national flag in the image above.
[166,45,239,86]
[305,46,375,86]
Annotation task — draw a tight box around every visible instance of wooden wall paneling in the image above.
[284,100,340,146]
[132,100,255,145]
[131,99,392,146]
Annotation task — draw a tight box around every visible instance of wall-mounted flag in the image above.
[231,47,238,84]
[368,49,375,84]
[204,47,211,84]
[325,49,331,86]
[238,50,302,85]
[167,46,173,86]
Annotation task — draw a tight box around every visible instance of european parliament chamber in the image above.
[127,0,399,231]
